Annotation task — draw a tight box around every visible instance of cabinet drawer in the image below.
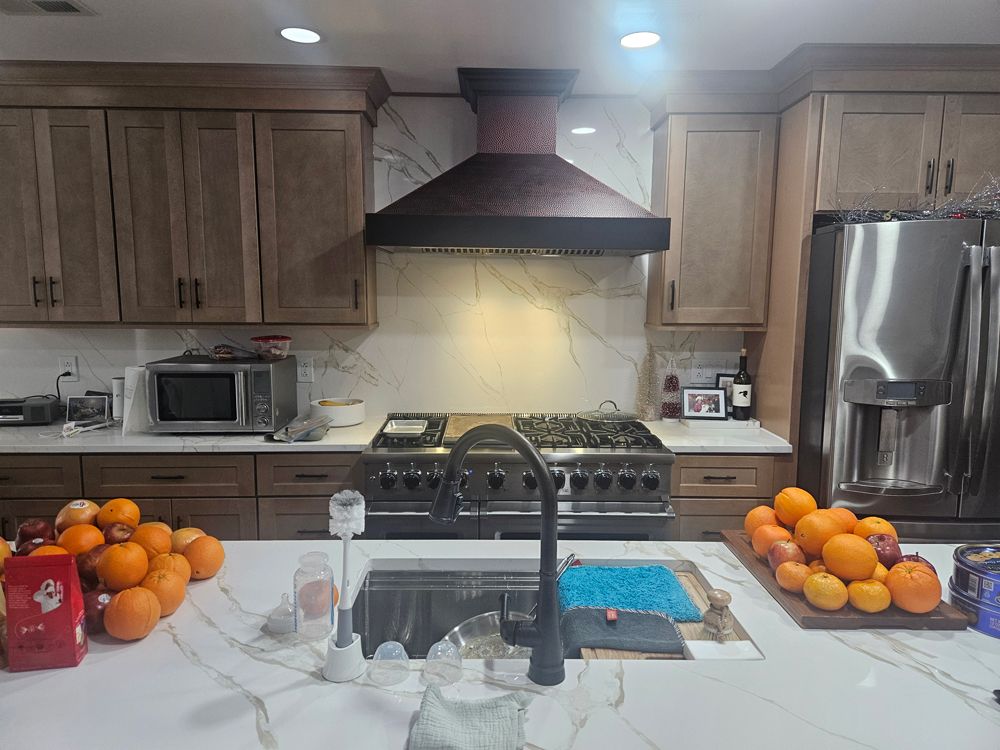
[83,455,255,498]
[258,497,332,540]
[256,454,359,496]
[0,455,82,499]
[670,455,774,498]
[677,514,747,542]
[172,497,257,540]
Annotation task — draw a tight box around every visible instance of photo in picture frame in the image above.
[681,387,728,420]
[66,395,109,423]
[716,373,737,415]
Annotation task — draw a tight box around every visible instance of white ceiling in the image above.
[1,0,999,95]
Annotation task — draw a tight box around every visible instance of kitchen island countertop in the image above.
[1,540,994,749]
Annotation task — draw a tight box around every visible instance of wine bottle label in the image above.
[732,384,752,408]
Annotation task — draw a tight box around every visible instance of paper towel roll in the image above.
[111,377,125,420]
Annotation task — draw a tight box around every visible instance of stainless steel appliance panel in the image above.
[363,501,480,540]
[481,500,674,541]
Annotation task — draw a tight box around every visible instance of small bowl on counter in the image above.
[309,398,366,427]
[250,335,292,360]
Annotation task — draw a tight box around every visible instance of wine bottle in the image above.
[732,347,752,421]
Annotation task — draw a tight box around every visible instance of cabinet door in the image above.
[817,94,944,211]
[0,108,47,322]
[181,111,262,323]
[658,114,776,326]
[2,499,66,540]
[258,497,332,540]
[172,497,257,540]
[255,113,367,324]
[108,110,191,323]
[33,109,119,322]
[0,455,82,499]
[938,94,1000,203]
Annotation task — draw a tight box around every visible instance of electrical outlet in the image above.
[692,360,707,383]
[58,355,79,382]
[297,357,315,383]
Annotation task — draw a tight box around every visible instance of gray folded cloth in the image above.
[408,685,533,750]
[561,606,685,658]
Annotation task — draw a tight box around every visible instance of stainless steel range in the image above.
[360,413,675,541]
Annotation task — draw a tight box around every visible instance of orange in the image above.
[744,506,778,537]
[773,487,818,527]
[803,572,849,611]
[171,527,206,554]
[104,587,161,641]
[96,498,141,530]
[808,559,828,574]
[822,533,879,581]
[872,562,889,583]
[751,525,792,557]
[29,545,69,556]
[847,579,892,613]
[148,552,192,584]
[775,561,812,594]
[139,521,173,535]
[793,510,843,557]
[183,535,225,580]
[0,538,11,573]
[55,499,101,533]
[884,562,941,614]
[130,525,172,561]
[57,524,105,556]
[140,569,186,616]
[826,507,859,533]
[853,516,897,541]
[97,541,149,591]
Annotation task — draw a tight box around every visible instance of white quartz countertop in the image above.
[2,540,995,749]
[0,418,791,455]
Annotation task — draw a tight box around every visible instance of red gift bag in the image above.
[5,554,87,672]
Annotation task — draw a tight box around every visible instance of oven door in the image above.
[481,500,675,541]
[363,501,481,540]
[146,366,251,433]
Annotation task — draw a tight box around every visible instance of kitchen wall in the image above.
[0,96,742,415]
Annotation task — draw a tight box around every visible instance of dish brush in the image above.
[329,490,365,648]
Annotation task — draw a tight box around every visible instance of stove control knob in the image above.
[403,465,422,490]
[425,470,442,490]
[570,469,589,490]
[379,465,398,490]
[618,464,637,490]
[459,469,471,489]
[550,469,566,490]
[594,466,613,490]
[487,465,506,490]
[641,467,661,491]
[522,470,538,490]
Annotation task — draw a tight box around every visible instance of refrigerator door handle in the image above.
[948,244,984,495]
[970,245,1000,494]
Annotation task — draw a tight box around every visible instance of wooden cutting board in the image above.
[444,414,514,444]
[721,530,969,630]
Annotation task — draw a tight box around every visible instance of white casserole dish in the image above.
[309,398,366,427]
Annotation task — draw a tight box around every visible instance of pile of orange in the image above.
[743,488,941,615]
[27,498,227,642]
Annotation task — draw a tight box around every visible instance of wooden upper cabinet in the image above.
[255,112,369,324]
[108,110,191,323]
[0,108,46,322]
[817,94,945,211]
[648,114,777,327]
[938,94,1000,203]
[181,111,262,323]
[33,109,119,322]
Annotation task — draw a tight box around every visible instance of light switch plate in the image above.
[297,358,315,383]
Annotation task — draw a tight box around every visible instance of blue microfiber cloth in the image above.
[558,565,703,622]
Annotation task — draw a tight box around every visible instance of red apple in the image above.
[83,588,114,634]
[103,522,134,545]
[768,540,806,570]
[76,543,109,587]
[867,534,903,568]
[16,519,55,549]
[899,553,937,574]
[16,538,54,556]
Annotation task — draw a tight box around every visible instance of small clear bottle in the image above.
[293,551,334,640]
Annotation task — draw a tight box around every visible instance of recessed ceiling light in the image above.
[570,127,596,135]
[620,31,661,49]
[280,27,321,44]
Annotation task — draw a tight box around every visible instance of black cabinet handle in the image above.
[296,529,331,536]
[1,517,7,538]
[0,475,11,481]
[31,276,41,307]
[944,159,955,195]
[925,158,935,194]
[701,530,723,540]
[48,276,58,307]
[150,474,186,480]
[193,278,202,309]
[353,279,360,310]
[177,278,185,308]
[294,473,330,479]
[703,475,738,482]
[668,279,676,311]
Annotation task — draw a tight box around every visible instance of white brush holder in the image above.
[322,632,365,683]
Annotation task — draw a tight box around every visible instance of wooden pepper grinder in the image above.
[702,588,734,642]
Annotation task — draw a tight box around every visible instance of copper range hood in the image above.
[364,68,670,257]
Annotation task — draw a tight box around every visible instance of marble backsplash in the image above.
[0,95,742,416]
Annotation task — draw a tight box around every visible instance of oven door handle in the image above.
[484,507,674,519]
[367,510,476,518]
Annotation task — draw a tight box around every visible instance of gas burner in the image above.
[513,414,663,449]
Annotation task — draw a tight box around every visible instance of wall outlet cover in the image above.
[297,358,315,383]
[58,355,79,382]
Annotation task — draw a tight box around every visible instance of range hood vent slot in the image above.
[0,0,95,14]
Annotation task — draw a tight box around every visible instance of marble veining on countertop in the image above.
[1,540,995,749]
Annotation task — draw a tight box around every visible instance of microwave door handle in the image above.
[970,245,1000,494]
[948,244,983,494]
[235,370,249,426]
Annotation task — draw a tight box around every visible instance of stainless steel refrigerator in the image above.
[798,219,1000,542]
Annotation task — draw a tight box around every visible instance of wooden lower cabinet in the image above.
[83,454,255,498]
[670,455,775,498]
[0,455,82,499]
[672,497,762,542]
[258,497,331,540]
[172,497,258,541]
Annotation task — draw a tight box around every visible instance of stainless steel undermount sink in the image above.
[351,558,762,661]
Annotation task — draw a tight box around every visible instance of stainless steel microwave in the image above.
[145,355,298,433]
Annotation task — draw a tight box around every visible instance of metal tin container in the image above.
[951,544,1000,607]
[948,580,1000,639]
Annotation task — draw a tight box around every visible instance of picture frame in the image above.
[715,373,737,415]
[681,387,728,420]
[66,395,109,424]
